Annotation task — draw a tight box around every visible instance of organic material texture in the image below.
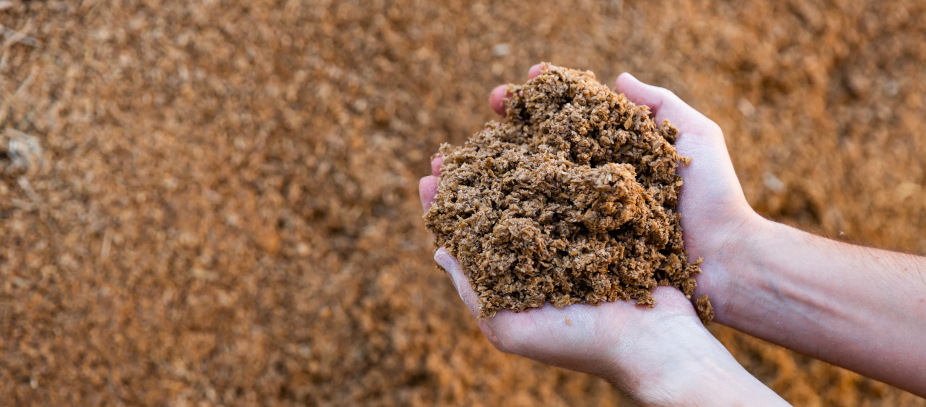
[3,1,926,406]
[426,65,707,319]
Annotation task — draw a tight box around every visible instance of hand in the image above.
[418,65,786,406]
[612,73,761,315]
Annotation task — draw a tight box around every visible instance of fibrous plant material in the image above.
[425,64,710,321]
[696,295,714,325]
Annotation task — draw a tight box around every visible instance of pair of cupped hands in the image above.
[418,64,785,405]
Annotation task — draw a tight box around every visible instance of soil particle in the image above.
[426,65,710,321]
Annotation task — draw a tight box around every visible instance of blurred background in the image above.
[2,0,925,405]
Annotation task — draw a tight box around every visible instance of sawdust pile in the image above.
[426,66,708,320]
[3,1,926,406]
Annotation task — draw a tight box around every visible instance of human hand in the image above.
[613,73,761,318]
[418,65,784,406]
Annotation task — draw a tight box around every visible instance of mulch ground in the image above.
[2,1,925,406]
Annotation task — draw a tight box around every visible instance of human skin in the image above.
[609,69,926,397]
[419,64,926,403]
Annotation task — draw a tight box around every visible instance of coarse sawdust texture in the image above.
[1,1,926,406]
[426,65,706,320]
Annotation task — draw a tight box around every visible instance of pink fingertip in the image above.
[528,64,542,79]
[431,155,443,176]
[490,84,509,116]
[614,72,638,92]
[419,176,438,212]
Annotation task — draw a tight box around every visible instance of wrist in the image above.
[697,209,771,325]
[592,286,714,401]
[612,317,712,404]
[603,314,781,406]
[599,313,700,401]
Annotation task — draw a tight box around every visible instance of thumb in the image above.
[614,73,721,137]
[614,73,740,197]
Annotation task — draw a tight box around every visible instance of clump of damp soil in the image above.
[425,64,710,322]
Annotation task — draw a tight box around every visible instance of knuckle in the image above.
[705,120,723,136]
[656,86,678,100]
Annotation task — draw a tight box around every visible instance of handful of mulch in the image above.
[425,64,712,324]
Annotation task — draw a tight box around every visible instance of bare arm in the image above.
[714,217,926,396]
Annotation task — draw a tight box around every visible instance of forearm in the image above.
[715,216,926,396]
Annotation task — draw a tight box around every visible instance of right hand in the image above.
[613,73,762,320]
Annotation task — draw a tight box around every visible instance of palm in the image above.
[430,242,699,374]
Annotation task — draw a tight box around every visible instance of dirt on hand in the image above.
[426,65,709,321]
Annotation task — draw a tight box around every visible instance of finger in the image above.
[489,64,545,117]
[431,155,443,177]
[528,63,542,79]
[434,247,514,347]
[419,176,438,212]
[614,73,720,136]
[434,248,482,318]
[489,84,509,116]
[614,73,733,176]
